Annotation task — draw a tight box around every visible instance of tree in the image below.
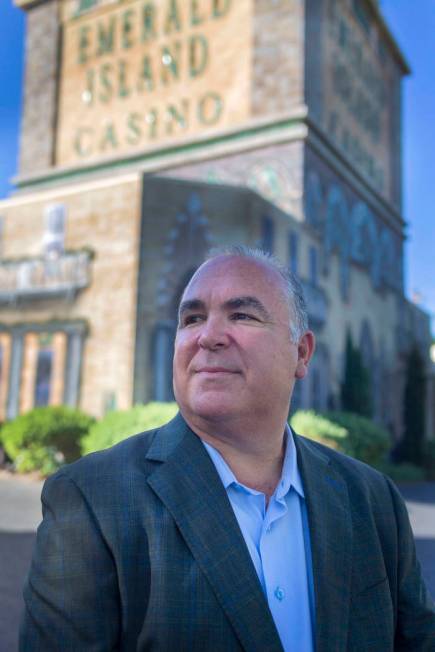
[397,345,427,465]
[340,330,373,418]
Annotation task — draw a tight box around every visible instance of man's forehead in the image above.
[184,255,284,296]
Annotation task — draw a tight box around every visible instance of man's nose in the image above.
[197,316,229,350]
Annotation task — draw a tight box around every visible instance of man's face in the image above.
[173,256,312,427]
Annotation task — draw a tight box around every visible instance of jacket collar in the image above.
[295,433,352,652]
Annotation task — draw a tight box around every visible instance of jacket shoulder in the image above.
[48,427,161,487]
[294,432,392,494]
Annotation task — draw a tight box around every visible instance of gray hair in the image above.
[204,245,308,342]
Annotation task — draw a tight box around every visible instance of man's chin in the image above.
[185,396,240,424]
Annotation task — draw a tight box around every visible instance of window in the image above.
[289,232,299,275]
[260,216,274,254]
[34,349,53,407]
[353,0,371,34]
[309,246,318,286]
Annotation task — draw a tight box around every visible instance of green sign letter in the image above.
[142,2,157,42]
[189,35,208,78]
[97,16,115,56]
[213,0,231,19]
[198,92,223,125]
[164,0,181,34]
[78,25,91,64]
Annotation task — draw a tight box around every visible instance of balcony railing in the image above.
[301,280,328,327]
[0,250,92,305]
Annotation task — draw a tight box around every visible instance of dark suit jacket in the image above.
[20,413,435,651]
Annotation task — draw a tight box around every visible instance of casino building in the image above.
[0,0,433,440]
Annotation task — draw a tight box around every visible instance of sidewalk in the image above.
[398,483,435,596]
[0,472,43,652]
[0,474,434,652]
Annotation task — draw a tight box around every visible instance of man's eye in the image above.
[231,312,256,321]
[182,314,204,326]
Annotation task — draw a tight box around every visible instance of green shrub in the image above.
[14,445,64,477]
[374,461,426,483]
[289,410,348,450]
[290,410,390,466]
[81,402,178,455]
[0,406,95,474]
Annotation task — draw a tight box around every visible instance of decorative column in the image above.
[19,333,39,414]
[6,332,24,420]
[0,333,12,422]
[50,332,67,405]
[63,329,85,407]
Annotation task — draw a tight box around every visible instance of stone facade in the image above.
[251,0,304,117]
[18,0,60,175]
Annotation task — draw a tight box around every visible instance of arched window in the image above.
[304,171,323,228]
[325,185,350,300]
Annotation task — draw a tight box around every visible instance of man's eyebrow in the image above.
[178,296,271,321]
[224,296,271,320]
[178,299,205,318]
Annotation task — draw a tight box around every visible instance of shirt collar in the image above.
[202,425,305,499]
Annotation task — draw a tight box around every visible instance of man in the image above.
[21,247,435,651]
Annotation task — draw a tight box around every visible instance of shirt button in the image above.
[274,586,285,601]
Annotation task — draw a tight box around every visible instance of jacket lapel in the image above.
[294,434,352,652]
[146,415,283,652]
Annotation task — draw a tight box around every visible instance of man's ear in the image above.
[295,331,316,379]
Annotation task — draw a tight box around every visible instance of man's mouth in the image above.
[196,367,238,374]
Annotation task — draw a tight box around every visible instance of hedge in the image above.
[0,406,95,474]
[81,402,179,455]
[290,410,390,467]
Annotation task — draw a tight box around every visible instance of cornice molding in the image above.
[14,0,48,9]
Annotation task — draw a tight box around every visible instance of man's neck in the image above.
[183,412,288,499]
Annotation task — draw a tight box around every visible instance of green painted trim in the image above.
[15,117,303,191]
[0,248,95,265]
[0,319,89,335]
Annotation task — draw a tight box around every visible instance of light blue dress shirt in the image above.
[203,426,315,652]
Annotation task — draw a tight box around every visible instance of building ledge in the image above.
[0,250,93,307]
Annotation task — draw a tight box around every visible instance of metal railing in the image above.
[0,250,92,305]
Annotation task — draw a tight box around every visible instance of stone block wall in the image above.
[19,0,60,176]
[251,0,305,117]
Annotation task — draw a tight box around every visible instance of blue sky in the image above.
[0,0,434,333]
